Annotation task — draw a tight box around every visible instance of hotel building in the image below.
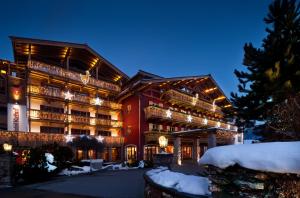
[0,36,242,163]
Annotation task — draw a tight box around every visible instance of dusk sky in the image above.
[0,0,271,97]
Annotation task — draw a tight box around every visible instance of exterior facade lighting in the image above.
[65,134,74,143]
[187,115,192,123]
[64,90,73,101]
[80,70,90,85]
[96,135,104,143]
[166,109,172,118]
[3,143,12,152]
[158,136,168,149]
[191,93,198,106]
[95,97,103,106]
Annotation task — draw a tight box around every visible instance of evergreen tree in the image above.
[231,0,300,127]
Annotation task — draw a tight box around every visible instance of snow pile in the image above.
[45,153,57,172]
[59,166,96,176]
[199,141,300,174]
[138,160,144,168]
[81,159,103,163]
[147,167,211,196]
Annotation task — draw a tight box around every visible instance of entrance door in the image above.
[181,146,192,159]
[144,145,159,161]
[126,145,137,161]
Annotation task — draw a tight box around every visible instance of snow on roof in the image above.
[199,141,300,174]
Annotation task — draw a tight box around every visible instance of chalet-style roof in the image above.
[118,72,232,108]
[10,36,129,85]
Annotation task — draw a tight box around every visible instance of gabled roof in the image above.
[118,73,232,108]
[10,36,129,84]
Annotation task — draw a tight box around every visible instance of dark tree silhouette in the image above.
[231,0,300,139]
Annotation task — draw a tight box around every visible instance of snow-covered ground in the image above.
[199,141,300,174]
[59,166,97,176]
[59,161,145,176]
[146,167,211,196]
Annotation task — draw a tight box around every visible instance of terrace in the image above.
[144,105,236,131]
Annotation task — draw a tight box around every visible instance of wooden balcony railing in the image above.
[28,85,122,110]
[30,109,65,122]
[144,106,236,131]
[28,60,121,92]
[70,115,90,124]
[29,109,122,128]
[0,131,124,147]
[163,90,223,115]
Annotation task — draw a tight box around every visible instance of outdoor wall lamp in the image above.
[158,136,168,152]
[3,142,12,152]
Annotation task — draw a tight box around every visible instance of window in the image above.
[96,113,111,120]
[97,130,111,136]
[40,105,64,114]
[71,128,90,135]
[71,110,90,117]
[40,126,64,134]
[152,124,159,131]
[0,76,6,94]
[11,71,17,77]
[144,145,159,161]
[126,145,137,161]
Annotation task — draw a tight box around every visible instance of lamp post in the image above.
[158,136,168,153]
[153,136,173,169]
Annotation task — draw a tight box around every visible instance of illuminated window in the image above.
[126,145,137,161]
[77,149,83,160]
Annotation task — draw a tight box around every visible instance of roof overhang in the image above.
[10,36,129,84]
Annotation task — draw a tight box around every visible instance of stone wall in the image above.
[205,165,300,198]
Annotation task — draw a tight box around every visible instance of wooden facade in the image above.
[0,36,241,162]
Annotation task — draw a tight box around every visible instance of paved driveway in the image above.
[2,169,147,198]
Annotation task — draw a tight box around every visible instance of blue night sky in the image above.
[0,0,271,97]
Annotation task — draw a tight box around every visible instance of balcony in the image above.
[28,85,122,110]
[102,136,124,147]
[30,109,65,122]
[144,106,236,131]
[70,115,90,124]
[29,109,122,128]
[28,60,121,92]
[0,130,124,147]
[163,90,223,116]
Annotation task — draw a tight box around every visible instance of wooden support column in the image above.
[96,66,99,80]
[27,44,32,132]
[193,138,200,162]
[173,137,181,165]
[66,56,69,70]
[108,146,113,162]
[208,132,217,149]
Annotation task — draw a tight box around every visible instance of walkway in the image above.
[1,169,147,198]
